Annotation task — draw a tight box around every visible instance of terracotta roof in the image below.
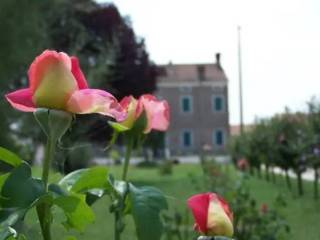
[157,63,227,83]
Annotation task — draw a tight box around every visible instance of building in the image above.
[156,54,229,155]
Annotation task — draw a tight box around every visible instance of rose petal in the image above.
[66,89,126,121]
[28,50,67,92]
[71,56,88,89]
[136,94,155,117]
[30,50,78,110]
[207,193,234,237]
[148,100,170,132]
[139,94,170,133]
[120,95,134,109]
[5,88,36,112]
[187,193,210,234]
[215,194,233,221]
[118,96,138,129]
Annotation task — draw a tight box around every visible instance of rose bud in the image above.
[187,192,233,237]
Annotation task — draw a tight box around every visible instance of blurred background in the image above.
[1,0,320,239]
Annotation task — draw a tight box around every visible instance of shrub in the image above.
[58,144,94,173]
[159,160,173,175]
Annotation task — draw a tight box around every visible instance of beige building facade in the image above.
[157,54,229,155]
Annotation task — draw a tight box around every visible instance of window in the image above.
[212,95,224,112]
[181,96,192,113]
[182,130,192,147]
[213,129,224,146]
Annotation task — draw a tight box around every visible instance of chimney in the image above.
[215,53,221,69]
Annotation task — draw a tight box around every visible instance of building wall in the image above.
[157,81,229,155]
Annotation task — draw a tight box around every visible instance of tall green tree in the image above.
[0,0,47,152]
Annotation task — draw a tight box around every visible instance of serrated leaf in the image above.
[0,147,22,168]
[0,163,45,209]
[59,169,86,190]
[48,184,67,197]
[129,184,168,240]
[54,194,95,232]
[70,167,109,193]
[59,166,109,193]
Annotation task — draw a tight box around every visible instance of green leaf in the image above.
[0,147,22,167]
[0,174,9,192]
[16,235,27,240]
[0,226,16,240]
[129,184,168,240]
[70,167,109,193]
[54,194,95,232]
[0,209,26,228]
[0,163,45,209]
[48,183,67,197]
[113,181,128,198]
[63,236,77,240]
[85,189,104,206]
[108,121,129,132]
[131,111,147,134]
[6,233,27,240]
[214,237,234,240]
[197,237,234,240]
[59,169,86,190]
[59,166,110,193]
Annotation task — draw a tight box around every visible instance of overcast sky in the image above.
[97,0,320,124]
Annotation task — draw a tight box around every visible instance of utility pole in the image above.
[238,26,244,135]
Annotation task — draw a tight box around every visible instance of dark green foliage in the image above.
[191,158,290,240]
[229,107,316,196]
[158,160,173,175]
[129,184,168,240]
[59,145,94,173]
[231,179,290,240]
[0,0,158,158]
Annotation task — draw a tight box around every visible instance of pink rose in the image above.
[5,50,126,121]
[187,192,234,237]
[111,94,170,133]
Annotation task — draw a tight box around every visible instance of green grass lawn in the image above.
[245,172,320,240]
[23,164,320,240]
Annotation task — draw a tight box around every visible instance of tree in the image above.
[306,99,320,199]
[80,3,158,99]
[0,0,47,153]
[0,0,158,169]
